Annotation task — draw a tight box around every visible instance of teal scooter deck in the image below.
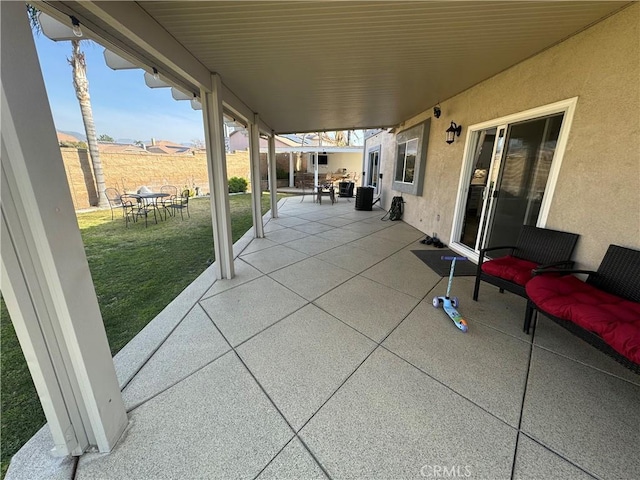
[432,256,469,332]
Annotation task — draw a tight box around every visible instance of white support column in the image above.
[0,1,127,456]
[201,74,234,279]
[249,114,265,238]
[288,152,294,187]
[313,153,319,188]
[268,134,278,218]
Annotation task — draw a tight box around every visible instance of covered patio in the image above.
[2,1,638,479]
[9,197,639,479]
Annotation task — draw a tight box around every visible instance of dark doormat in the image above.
[411,249,477,277]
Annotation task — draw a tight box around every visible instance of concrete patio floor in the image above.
[8,196,640,480]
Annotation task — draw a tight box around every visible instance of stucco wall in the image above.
[371,3,639,269]
[61,148,251,209]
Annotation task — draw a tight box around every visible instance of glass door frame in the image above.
[366,145,381,195]
[449,97,578,262]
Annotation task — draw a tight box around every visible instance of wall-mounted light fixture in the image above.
[152,67,160,80]
[70,16,83,37]
[433,105,441,119]
[445,122,462,144]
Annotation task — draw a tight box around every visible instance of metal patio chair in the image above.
[166,189,190,220]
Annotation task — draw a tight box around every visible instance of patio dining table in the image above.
[128,192,170,224]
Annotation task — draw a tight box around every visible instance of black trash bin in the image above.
[339,181,355,197]
[355,186,374,211]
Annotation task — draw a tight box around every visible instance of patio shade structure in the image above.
[1,0,636,474]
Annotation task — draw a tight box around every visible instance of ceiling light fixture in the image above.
[70,16,83,37]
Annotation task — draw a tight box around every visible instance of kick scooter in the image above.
[432,256,469,332]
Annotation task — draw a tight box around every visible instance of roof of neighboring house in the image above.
[146,144,193,155]
[98,142,148,153]
[57,131,83,144]
[145,139,193,154]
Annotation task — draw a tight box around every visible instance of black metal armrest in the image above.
[477,245,517,267]
[532,267,596,277]
[536,260,575,270]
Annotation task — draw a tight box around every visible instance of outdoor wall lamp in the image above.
[70,16,83,37]
[433,105,441,118]
[152,67,160,80]
[446,122,462,144]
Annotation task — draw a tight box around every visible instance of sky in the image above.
[33,32,205,145]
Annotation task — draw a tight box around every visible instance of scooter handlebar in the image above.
[441,256,468,261]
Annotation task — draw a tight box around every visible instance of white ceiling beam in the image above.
[143,72,171,89]
[103,49,138,70]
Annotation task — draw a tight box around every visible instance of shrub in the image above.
[228,176,248,193]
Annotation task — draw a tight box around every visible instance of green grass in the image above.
[0,193,286,477]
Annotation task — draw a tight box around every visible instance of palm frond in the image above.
[26,4,41,35]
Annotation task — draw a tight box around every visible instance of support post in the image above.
[289,152,294,187]
[249,114,264,238]
[201,74,234,279]
[268,134,278,218]
[1,1,127,456]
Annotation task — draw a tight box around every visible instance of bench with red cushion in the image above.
[473,225,579,303]
[525,244,640,372]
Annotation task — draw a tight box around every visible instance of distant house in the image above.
[227,129,363,187]
[56,131,84,145]
[97,142,147,154]
[227,130,299,152]
[145,138,193,155]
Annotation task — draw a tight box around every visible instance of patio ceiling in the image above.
[39,1,629,133]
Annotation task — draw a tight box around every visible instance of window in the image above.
[392,119,430,196]
[395,138,418,184]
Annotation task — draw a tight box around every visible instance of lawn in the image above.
[0,193,286,477]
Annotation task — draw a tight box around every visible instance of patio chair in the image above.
[473,225,579,302]
[105,187,131,221]
[159,185,178,219]
[166,189,190,220]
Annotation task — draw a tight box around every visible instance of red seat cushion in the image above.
[481,255,538,286]
[526,275,640,364]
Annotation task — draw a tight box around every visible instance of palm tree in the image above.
[28,5,108,208]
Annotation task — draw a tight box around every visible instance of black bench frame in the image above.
[525,244,640,374]
[473,225,579,301]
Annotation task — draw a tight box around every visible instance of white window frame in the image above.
[395,138,419,184]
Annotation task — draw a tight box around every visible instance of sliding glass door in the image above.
[483,114,563,248]
[455,110,566,256]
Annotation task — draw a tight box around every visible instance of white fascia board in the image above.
[274,147,364,153]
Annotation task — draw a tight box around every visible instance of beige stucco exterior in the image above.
[368,3,639,270]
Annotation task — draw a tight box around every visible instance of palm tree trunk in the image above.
[70,40,108,208]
